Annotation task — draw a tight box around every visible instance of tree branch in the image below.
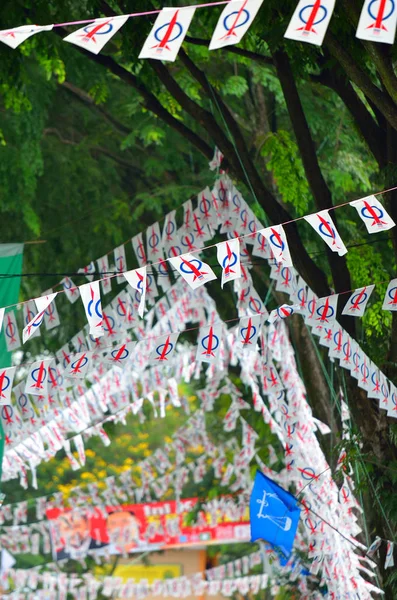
[271,50,353,333]
[154,50,331,298]
[53,28,214,161]
[310,70,387,168]
[185,36,273,65]
[325,32,397,132]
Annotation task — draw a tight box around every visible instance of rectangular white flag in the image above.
[64,16,129,54]
[216,239,241,288]
[168,253,217,289]
[350,196,395,233]
[238,314,262,348]
[139,7,196,62]
[131,232,147,266]
[0,24,53,49]
[257,225,293,266]
[65,352,93,379]
[304,209,347,256]
[79,281,104,337]
[149,332,179,364]
[146,222,163,262]
[97,254,112,295]
[382,278,397,311]
[341,285,374,317]
[356,0,397,44]
[3,310,21,352]
[114,244,127,284]
[23,293,57,344]
[196,323,223,364]
[284,0,336,46]
[25,358,53,397]
[123,267,146,317]
[43,289,60,331]
[209,0,264,50]
[0,367,16,405]
[61,276,80,303]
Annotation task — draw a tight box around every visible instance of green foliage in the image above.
[222,75,249,98]
[261,130,311,213]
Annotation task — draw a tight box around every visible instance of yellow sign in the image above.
[112,563,182,584]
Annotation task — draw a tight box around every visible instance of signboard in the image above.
[47,497,250,560]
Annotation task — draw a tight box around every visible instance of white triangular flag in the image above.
[123,267,146,318]
[341,285,374,317]
[350,196,395,233]
[64,16,129,54]
[209,0,264,50]
[356,0,397,44]
[0,24,53,49]
[79,281,104,337]
[284,0,336,46]
[216,239,241,288]
[139,7,196,62]
[304,209,347,256]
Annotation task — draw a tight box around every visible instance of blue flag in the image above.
[250,470,301,558]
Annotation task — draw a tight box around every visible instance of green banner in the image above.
[0,243,24,488]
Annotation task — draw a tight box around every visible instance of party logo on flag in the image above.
[284,0,336,46]
[341,285,374,317]
[139,7,196,62]
[216,239,241,288]
[382,278,397,311]
[123,267,147,318]
[25,358,53,397]
[350,195,395,233]
[61,276,80,303]
[304,210,347,256]
[114,244,127,284]
[64,16,128,55]
[315,295,338,323]
[65,352,92,379]
[0,24,53,49]
[146,222,163,262]
[4,311,21,352]
[97,255,112,295]
[105,342,136,364]
[131,232,147,266]
[78,261,96,281]
[258,225,293,267]
[356,0,397,44]
[268,304,301,324]
[250,470,301,558]
[169,253,217,289]
[209,0,264,50]
[238,314,262,348]
[79,281,104,337]
[149,332,179,363]
[23,293,57,344]
[0,367,16,406]
[196,324,223,364]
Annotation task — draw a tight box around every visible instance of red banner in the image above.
[47,498,250,560]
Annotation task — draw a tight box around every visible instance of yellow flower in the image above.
[85,449,95,458]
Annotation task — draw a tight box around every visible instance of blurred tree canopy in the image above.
[2,0,397,595]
